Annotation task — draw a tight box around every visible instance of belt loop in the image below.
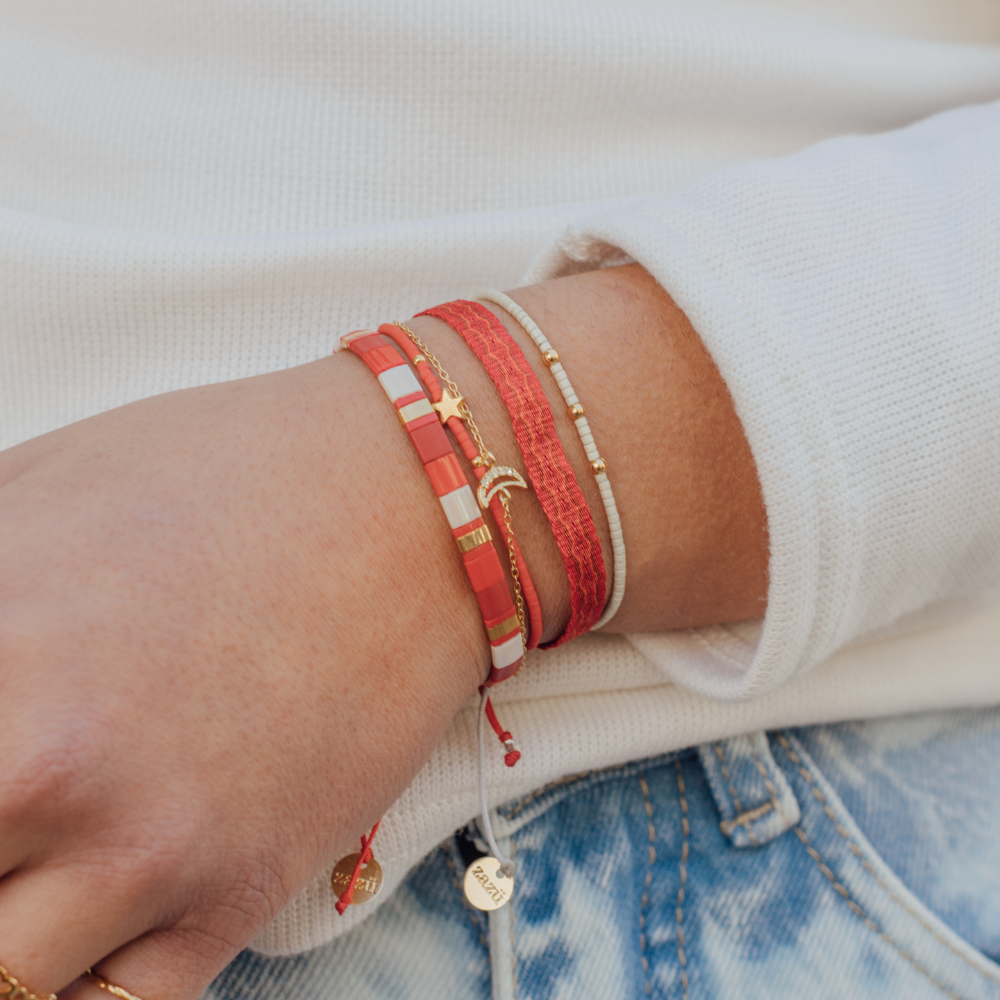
[697,732,800,848]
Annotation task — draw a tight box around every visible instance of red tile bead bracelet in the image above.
[377,321,545,650]
[339,330,526,684]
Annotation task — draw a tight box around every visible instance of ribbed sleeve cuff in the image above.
[527,99,1000,700]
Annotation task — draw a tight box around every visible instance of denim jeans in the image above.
[207,707,1000,999]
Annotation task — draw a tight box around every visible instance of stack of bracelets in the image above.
[333,296,626,913]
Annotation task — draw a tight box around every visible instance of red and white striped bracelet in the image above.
[338,330,524,684]
[377,321,544,650]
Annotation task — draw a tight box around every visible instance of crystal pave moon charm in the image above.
[331,853,384,905]
[476,465,528,509]
[463,856,513,911]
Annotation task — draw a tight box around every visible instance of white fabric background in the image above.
[1,0,999,953]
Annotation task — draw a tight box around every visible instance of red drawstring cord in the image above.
[484,694,521,767]
[334,820,381,915]
[335,322,529,918]
[334,689,516,918]
[335,695,517,918]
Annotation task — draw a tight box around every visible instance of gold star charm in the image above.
[433,388,466,423]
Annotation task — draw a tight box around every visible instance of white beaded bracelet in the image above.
[478,289,626,629]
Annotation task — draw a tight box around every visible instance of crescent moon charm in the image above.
[477,465,528,509]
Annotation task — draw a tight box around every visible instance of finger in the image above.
[0,823,47,879]
[0,757,82,878]
[61,925,241,1000]
[0,864,158,996]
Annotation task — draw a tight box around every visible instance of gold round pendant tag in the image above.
[331,853,384,905]
[463,856,513,911]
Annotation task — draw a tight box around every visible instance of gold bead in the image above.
[542,349,559,366]
[471,455,485,468]
[412,354,426,364]
[591,458,606,475]
[568,403,585,419]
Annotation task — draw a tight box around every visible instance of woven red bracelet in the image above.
[420,301,606,647]
[377,322,544,650]
[340,330,525,684]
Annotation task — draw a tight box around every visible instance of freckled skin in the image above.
[0,264,766,999]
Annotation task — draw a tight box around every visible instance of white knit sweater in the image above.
[2,0,999,956]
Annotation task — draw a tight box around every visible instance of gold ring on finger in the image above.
[83,969,146,1000]
[0,963,57,1000]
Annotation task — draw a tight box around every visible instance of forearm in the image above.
[397,263,769,641]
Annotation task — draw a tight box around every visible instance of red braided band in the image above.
[342,331,524,684]
[419,301,606,646]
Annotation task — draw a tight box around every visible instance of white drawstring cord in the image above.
[478,687,515,878]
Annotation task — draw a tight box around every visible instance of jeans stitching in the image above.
[638,773,657,997]
[713,742,745,813]
[774,734,977,999]
[748,736,787,839]
[675,760,691,1000]
[718,741,760,847]
[790,822,962,999]
[503,770,604,820]
[776,733,1000,988]
[502,752,691,823]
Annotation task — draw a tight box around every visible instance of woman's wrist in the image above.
[399,264,769,637]
[295,351,494,697]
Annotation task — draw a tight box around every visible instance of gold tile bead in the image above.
[396,397,434,426]
[542,349,559,366]
[412,354,426,364]
[591,458,607,475]
[568,403,585,419]
[487,614,521,641]
[456,523,493,553]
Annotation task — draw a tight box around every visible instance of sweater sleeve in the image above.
[529,98,1000,701]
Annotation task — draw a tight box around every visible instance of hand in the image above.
[0,265,767,999]
[0,358,488,999]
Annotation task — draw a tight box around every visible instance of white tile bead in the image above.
[438,485,479,529]
[377,363,422,403]
[490,631,524,670]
